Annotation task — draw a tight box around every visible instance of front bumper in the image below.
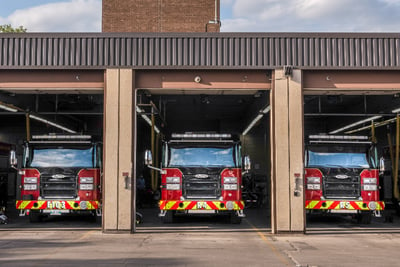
[16,200,100,211]
[306,200,384,211]
[159,200,244,211]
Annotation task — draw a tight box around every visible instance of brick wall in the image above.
[102,0,220,32]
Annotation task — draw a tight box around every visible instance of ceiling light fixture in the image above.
[345,117,396,134]
[242,105,270,136]
[0,101,76,133]
[0,102,19,112]
[329,115,382,134]
[29,114,77,134]
[136,106,160,134]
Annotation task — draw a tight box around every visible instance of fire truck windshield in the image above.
[28,147,94,168]
[167,146,236,167]
[307,151,370,168]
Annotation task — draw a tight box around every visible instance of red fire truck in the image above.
[11,134,102,222]
[305,135,384,224]
[145,133,250,223]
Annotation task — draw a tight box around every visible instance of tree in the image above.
[0,24,27,33]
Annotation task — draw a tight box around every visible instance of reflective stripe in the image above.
[159,200,245,210]
[305,200,384,211]
[16,200,100,210]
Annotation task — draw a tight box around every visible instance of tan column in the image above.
[118,69,133,230]
[104,69,133,232]
[288,69,305,232]
[104,69,119,231]
[270,69,305,233]
[271,69,290,232]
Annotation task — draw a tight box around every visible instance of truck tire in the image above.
[230,212,242,224]
[29,211,42,223]
[358,212,372,224]
[162,211,175,223]
[91,211,102,224]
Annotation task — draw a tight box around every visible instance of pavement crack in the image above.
[282,241,318,267]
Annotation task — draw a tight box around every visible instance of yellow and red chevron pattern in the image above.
[160,200,244,211]
[306,200,384,211]
[16,200,100,210]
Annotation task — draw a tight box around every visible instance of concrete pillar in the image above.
[104,69,133,232]
[270,69,305,233]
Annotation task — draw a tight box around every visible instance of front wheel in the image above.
[229,212,242,224]
[161,211,175,223]
[357,211,372,224]
[29,211,42,223]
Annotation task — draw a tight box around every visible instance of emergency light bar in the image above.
[171,133,232,139]
[28,141,92,144]
[309,135,368,140]
[32,135,91,140]
[308,135,371,144]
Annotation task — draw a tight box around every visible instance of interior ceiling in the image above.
[138,89,269,135]
[2,88,400,139]
[0,91,103,136]
[304,94,400,136]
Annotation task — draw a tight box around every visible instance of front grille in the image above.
[323,174,360,199]
[183,174,220,199]
[39,169,78,199]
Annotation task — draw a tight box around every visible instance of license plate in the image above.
[196,202,207,209]
[47,201,66,209]
[339,201,351,209]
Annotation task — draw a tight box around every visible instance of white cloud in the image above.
[221,0,400,32]
[4,0,101,32]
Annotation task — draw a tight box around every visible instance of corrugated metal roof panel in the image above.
[0,33,399,69]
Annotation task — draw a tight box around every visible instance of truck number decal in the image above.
[196,202,207,209]
[47,201,66,209]
[339,201,350,209]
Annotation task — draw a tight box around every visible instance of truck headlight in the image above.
[307,177,320,184]
[307,184,321,190]
[166,184,180,190]
[363,178,377,184]
[80,184,94,190]
[166,177,180,183]
[224,177,237,183]
[368,202,377,210]
[362,185,377,191]
[24,184,37,190]
[24,177,37,184]
[80,177,94,183]
[224,184,238,190]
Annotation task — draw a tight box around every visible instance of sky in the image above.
[1,0,400,32]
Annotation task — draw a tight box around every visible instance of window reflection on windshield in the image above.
[29,148,94,168]
[308,151,370,168]
[168,147,235,167]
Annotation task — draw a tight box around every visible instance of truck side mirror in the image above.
[243,155,251,171]
[145,150,153,166]
[379,157,385,173]
[10,150,18,169]
[144,149,166,174]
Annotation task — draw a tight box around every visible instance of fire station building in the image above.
[1,1,400,234]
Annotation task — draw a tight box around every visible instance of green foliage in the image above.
[0,24,27,33]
